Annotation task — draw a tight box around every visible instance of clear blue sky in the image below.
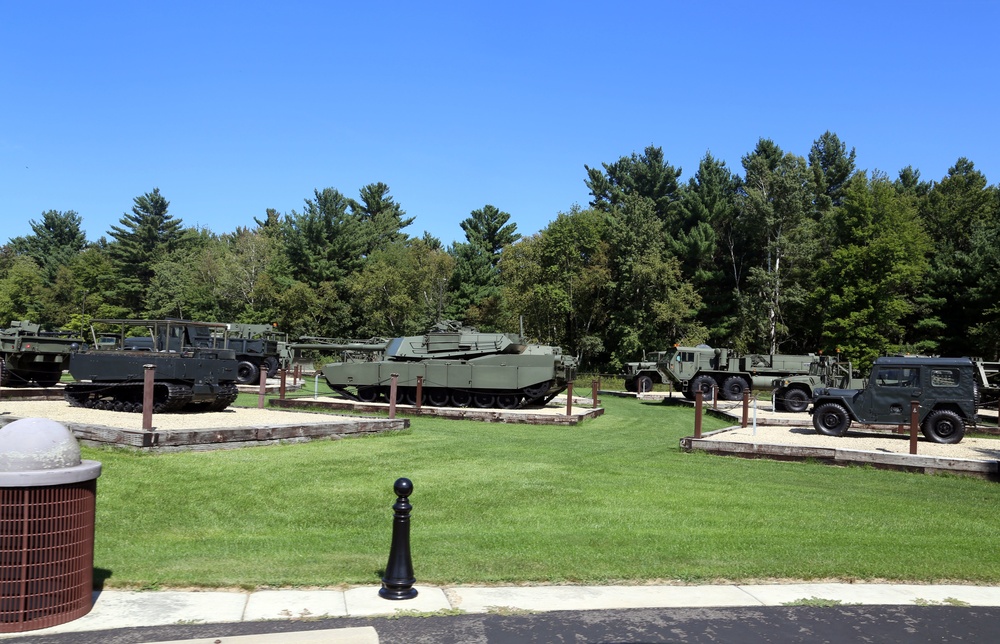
[2,1,997,247]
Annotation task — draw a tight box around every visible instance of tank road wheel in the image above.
[812,402,850,437]
[689,375,716,401]
[922,409,965,444]
[356,386,379,403]
[497,393,520,409]
[521,381,551,403]
[450,390,472,407]
[636,375,654,393]
[473,393,496,408]
[426,389,450,407]
[237,360,260,385]
[782,388,810,413]
[720,376,747,401]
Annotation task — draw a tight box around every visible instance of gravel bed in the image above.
[708,424,1000,462]
[0,400,343,431]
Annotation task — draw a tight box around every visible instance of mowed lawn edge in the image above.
[87,395,1000,589]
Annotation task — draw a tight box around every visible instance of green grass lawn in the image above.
[85,395,1000,589]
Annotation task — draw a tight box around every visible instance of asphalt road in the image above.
[4,605,1000,643]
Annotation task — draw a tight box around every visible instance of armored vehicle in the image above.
[811,356,977,444]
[772,354,863,412]
[120,320,289,384]
[0,320,82,387]
[627,345,816,401]
[315,321,577,408]
[64,319,239,413]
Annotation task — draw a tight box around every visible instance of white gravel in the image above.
[707,423,1000,462]
[0,400,341,431]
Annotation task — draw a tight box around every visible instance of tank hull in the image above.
[322,353,575,408]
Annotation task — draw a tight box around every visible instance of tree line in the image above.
[3,132,998,372]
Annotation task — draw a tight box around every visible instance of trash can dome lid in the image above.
[0,418,82,472]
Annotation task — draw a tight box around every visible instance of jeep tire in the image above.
[813,402,850,436]
[921,409,965,444]
[783,388,810,413]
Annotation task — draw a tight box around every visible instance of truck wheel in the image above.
[783,389,810,413]
[624,378,637,393]
[813,402,850,436]
[237,360,260,385]
[690,375,716,401]
[636,375,654,393]
[921,409,965,444]
[264,356,280,378]
[720,376,747,401]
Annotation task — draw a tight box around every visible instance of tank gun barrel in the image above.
[290,337,389,352]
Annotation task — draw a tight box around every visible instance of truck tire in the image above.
[782,388,810,413]
[636,375,654,393]
[237,360,260,385]
[720,376,747,401]
[690,374,716,401]
[264,356,280,378]
[812,402,850,436]
[921,409,965,444]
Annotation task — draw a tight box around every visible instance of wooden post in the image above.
[389,373,399,419]
[565,381,574,416]
[279,368,287,400]
[742,390,750,428]
[694,390,703,439]
[909,400,920,455]
[415,376,423,411]
[591,379,599,408]
[257,365,267,409]
[142,364,155,431]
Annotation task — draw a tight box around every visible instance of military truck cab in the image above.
[810,356,977,444]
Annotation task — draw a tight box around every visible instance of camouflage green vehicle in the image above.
[772,354,863,413]
[64,319,240,413]
[627,344,817,400]
[0,320,83,387]
[316,321,577,409]
[811,356,977,444]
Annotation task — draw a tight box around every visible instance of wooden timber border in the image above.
[270,396,604,425]
[681,427,1000,481]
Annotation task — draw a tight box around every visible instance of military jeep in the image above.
[810,356,977,444]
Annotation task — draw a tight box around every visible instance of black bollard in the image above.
[379,477,418,600]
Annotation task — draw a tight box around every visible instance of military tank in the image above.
[64,319,240,413]
[0,320,82,387]
[307,321,577,409]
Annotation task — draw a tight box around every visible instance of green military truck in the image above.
[772,354,863,413]
[625,344,816,401]
[0,320,83,387]
[811,356,977,444]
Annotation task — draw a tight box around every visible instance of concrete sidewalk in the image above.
[4,583,1000,642]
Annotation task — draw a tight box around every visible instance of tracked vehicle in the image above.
[311,321,577,409]
[64,319,239,413]
[120,319,290,384]
[0,320,82,387]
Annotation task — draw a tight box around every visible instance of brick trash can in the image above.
[0,418,102,633]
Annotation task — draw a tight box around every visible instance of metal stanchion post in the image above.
[694,390,703,438]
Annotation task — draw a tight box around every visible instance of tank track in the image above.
[191,383,240,412]
[336,379,563,409]
[64,382,193,413]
